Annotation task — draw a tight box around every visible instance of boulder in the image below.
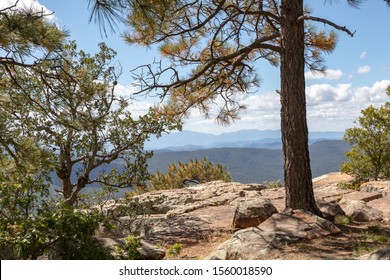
[341,200,383,222]
[316,200,345,221]
[138,240,166,260]
[359,181,390,197]
[232,198,278,229]
[367,196,390,221]
[358,249,390,260]
[340,191,383,202]
[207,210,340,260]
[313,172,354,188]
[97,237,165,260]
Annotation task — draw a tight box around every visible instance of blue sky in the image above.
[3,0,390,134]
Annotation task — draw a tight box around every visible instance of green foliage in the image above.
[336,181,361,191]
[341,89,390,181]
[1,41,181,205]
[263,180,284,189]
[0,4,67,66]
[0,201,112,260]
[334,215,352,226]
[148,157,232,191]
[167,243,183,257]
[115,235,142,260]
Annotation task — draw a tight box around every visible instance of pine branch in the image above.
[299,15,355,37]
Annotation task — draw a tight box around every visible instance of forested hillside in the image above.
[148,140,350,183]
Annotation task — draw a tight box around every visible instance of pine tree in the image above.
[1,41,180,205]
[86,0,386,215]
[150,158,232,191]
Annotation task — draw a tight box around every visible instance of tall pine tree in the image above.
[87,0,385,215]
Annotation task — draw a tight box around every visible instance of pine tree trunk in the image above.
[279,0,322,216]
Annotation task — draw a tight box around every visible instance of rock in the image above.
[314,185,354,203]
[232,198,278,229]
[359,181,390,197]
[207,210,340,260]
[138,240,166,260]
[367,196,390,221]
[340,191,383,203]
[258,209,341,240]
[358,249,390,260]
[313,172,354,188]
[97,237,165,260]
[341,200,383,222]
[316,200,345,221]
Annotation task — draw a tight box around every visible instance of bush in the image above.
[0,202,112,260]
[149,157,232,191]
[341,88,390,182]
[115,235,142,260]
[263,180,284,189]
[168,243,183,257]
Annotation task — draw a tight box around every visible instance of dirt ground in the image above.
[165,220,390,260]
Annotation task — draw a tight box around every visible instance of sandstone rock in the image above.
[232,198,278,229]
[339,191,383,203]
[138,240,166,260]
[359,181,390,197]
[207,210,340,260]
[313,172,354,188]
[314,185,354,203]
[341,200,383,222]
[258,210,341,240]
[358,249,390,260]
[97,237,165,260]
[316,200,345,220]
[367,196,390,221]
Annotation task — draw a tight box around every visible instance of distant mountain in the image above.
[148,140,350,184]
[145,129,344,151]
[49,140,349,197]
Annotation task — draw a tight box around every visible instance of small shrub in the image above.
[263,180,284,189]
[149,157,232,191]
[168,243,183,257]
[115,235,142,260]
[337,181,361,191]
[1,202,112,260]
[334,215,352,225]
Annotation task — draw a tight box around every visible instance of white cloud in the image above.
[305,69,344,80]
[182,80,390,133]
[0,0,54,20]
[114,84,137,98]
[359,52,366,60]
[357,65,371,74]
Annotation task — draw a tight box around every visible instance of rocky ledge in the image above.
[97,172,390,260]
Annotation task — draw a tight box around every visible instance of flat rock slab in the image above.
[339,191,383,203]
[186,205,236,229]
[207,210,340,260]
[359,181,390,197]
[314,186,355,202]
[313,172,354,188]
[367,196,390,221]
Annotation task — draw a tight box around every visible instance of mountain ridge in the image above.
[145,129,345,151]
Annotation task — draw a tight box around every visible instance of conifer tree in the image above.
[150,158,232,191]
[87,0,387,215]
[1,41,180,205]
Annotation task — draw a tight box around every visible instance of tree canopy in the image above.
[86,0,375,215]
[342,87,390,181]
[1,41,180,205]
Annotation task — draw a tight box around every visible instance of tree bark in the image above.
[279,0,322,216]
